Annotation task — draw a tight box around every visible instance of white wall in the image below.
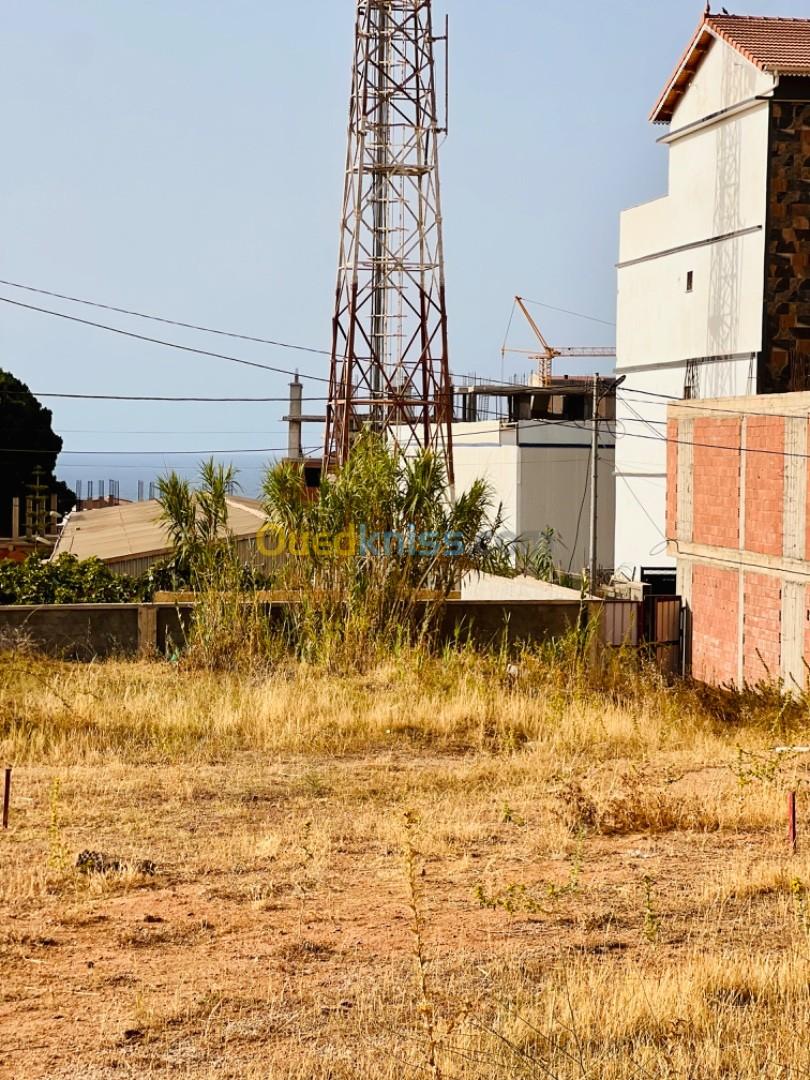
[614,359,753,577]
[452,423,521,539]
[453,422,615,572]
[614,35,771,575]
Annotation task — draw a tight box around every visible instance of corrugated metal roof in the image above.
[52,497,268,565]
[652,13,810,124]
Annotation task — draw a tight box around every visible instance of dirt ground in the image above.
[0,749,805,1079]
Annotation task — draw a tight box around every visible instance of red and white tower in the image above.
[324,0,454,484]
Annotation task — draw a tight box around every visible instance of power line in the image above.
[59,428,290,435]
[0,274,614,390]
[0,390,326,403]
[447,412,810,462]
[0,295,331,382]
[619,386,810,422]
[0,277,331,357]
[58,450,323,473]
[1,444,293,457]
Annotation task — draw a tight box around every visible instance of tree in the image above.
[156,458,240,584]
[0,369,75,537]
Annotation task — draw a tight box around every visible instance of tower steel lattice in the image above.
[324,0,454,484]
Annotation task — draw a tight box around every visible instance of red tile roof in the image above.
[651,13,810,124]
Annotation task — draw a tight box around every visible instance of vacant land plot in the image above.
[1,649,810,1078]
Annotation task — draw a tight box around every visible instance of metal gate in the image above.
[642,595,683,676]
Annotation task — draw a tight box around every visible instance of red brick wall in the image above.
[691,564,739,685]
[692,418,741,549]
[743,573,782,684]
[744,416,784,556]
[666,419,678,540]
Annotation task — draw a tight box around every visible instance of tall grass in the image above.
[0,635,800,767]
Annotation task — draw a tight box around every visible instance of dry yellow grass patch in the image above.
[1,649,809,1077]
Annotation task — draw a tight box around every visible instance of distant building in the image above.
[452,376,616,576]
[0,495,59,562]
[51,497,270,577]
[615,13,810,580]
[284,374,617,577]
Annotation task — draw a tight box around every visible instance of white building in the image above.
[453,378,616,575]
[615,12,810,579]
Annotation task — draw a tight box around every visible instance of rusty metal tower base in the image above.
[324,0,454,484]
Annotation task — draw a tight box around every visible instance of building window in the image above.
[686,271,694,293]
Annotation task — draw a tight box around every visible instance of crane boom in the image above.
[503,296,615,384]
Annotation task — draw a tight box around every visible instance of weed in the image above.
[731,747,787,787]
[501,802,525,826]
[403,810,442,1080]
[547,830,585,899]
[474,882,547,915]
[642,874,660,944]
[791,878,810,934]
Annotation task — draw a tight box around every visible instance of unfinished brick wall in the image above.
[690,564,739,685]
[745,416,784,556]
[743,572,782,683]
[692,418,741,549]
[668,395,810,690]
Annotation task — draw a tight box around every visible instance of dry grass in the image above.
[1,647,810,1077]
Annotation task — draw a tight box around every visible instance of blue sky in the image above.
[2,0,806,497]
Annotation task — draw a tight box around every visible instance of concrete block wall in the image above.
[668,393,810,689]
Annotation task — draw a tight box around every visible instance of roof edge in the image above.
[650,13,775,125]
[650,15,715,123]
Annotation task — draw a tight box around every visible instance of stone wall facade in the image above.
[760,101,810,394]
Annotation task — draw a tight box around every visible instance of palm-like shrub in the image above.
[262,432,501,664]
[156,459,238,585]
[156,459,271,668]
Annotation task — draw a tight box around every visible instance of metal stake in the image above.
[2,767,11,830]
[788,790,798,854]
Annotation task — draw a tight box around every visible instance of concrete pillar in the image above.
[287,376,303,461]
[676,418,694,544]
[137,605,158,657]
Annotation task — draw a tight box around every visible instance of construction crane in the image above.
[502,296,615,385]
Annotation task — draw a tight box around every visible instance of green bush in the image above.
[0,554,142,605]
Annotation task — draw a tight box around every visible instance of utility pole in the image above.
[588,373,599,595]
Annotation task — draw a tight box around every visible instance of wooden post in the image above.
[11,498,19,540]
[788,791,797,855]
